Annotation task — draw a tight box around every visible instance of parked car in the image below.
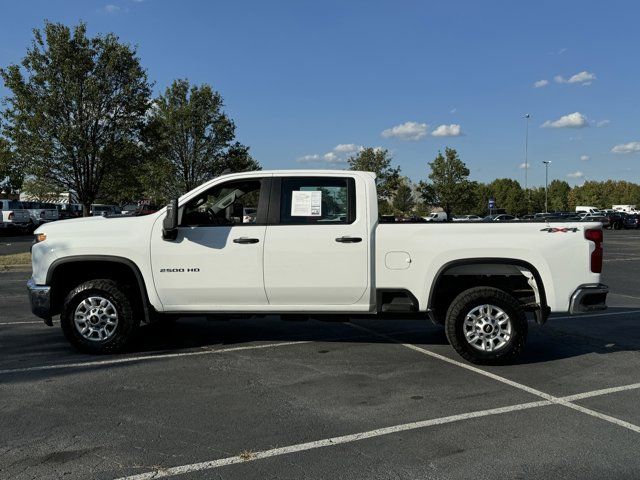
[0,199,31,233]
[604,212,625,230]
[623,214,639,229]
[483,214,517,222]
[91,204,119,217]
[28,169,608,365]
[58,203,83,220]
[580,214,610,229]
[453,215,482,222]
[423,212,448,222]
[22,201,60,227]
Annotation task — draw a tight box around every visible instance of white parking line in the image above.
[115,382,640,480]
[115,400,554,480]
[349,323,640,434]
[0,341,311,375]
[609,292,640,301]
[0,320,51,325]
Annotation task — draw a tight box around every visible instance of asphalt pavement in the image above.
[0,235,33,256]
[1,230,639,479]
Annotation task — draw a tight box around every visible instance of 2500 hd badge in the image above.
[159,268,200,273]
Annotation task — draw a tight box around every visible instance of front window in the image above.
[182,179,263,227]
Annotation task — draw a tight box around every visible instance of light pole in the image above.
[543,161,551,213]
[524,114,531,213]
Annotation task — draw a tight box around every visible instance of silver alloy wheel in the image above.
[74,296,118,341]
[463,304,512,352]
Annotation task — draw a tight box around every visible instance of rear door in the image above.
[263,175,371,307]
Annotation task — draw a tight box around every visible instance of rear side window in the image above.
[278,177,355,225]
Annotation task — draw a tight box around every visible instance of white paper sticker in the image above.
[291,190,322,216]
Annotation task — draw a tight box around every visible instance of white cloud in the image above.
[566,171,585,179]
[533,79,549,88]
[431,124,463,137]
[541,112,589,129]
[296,154,321,163]
[333,143,360,153]
[554,71,596,86]
[519,163,530,169]
[596,119,610,127]
[611,142,640,154]
[297,151,348,165]
[103,4,121,13]
[381,121,428,141]
[323,152,346,163]
[450,108,457,114]
[580,155,590,161]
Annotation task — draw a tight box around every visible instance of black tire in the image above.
[445,287,527,365]
[60,279,140,354]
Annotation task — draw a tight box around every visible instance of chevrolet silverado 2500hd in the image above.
[27,170,608,364]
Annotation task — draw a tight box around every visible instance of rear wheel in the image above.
[60,279,139,353]
[445,287,527,365]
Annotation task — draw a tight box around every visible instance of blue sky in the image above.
[1,0,639,187]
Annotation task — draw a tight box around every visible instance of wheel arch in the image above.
[46,255,153,323]
[427,257,549,324]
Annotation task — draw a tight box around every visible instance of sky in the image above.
[1,0,639,188]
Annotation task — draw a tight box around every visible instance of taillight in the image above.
[585,228,603,273]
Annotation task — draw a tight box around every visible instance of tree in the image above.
[348,147,401,205]
[21,176,63,202]
[546,180,571,212]
[146,79,260,200]
[0,137,25,194]
[418,147,475,217]
[488,178,525,215]
[392,180,415,215]
[1,22,151,215]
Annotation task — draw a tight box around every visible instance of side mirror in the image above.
[162,198,179,240]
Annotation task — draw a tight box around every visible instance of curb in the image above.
[0,264,32,273]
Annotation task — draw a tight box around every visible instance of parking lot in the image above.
[1,230,639,479]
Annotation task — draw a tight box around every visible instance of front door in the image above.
[263,176,370,306]
[151,177,270,310]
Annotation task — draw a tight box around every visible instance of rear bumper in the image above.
[569,283,609,314]
[27,278,53,326]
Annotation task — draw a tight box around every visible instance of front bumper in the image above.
[27,278,53,326]
[569,283,609,314]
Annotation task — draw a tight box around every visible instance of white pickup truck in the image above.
[27,170,608,364]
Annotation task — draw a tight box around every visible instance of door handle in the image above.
[335,236,362,243]
[233,237,260,244]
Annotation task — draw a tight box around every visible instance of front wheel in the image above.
[445,287,527,365]
[60,279,140,353]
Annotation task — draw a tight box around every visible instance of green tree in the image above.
[418,147,475,217]
[488,178,525,215]
[0,137,25,194]
[0,22,152,215]
[546,180,571,212]
[146,79,260,200]
[348,147,401,205]
[392,181,415,215]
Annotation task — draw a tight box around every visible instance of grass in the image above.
[0,252,31,268]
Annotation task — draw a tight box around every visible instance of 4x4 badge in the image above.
[540,227,579,233]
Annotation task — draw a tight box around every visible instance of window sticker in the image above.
[291,190,322,216]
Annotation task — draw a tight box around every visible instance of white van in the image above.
[575,206,600,214]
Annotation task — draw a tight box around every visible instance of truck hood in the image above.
[34,214,159,236]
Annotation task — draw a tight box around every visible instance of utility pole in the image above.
[543,161,551,213]
[524,114,531,213]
